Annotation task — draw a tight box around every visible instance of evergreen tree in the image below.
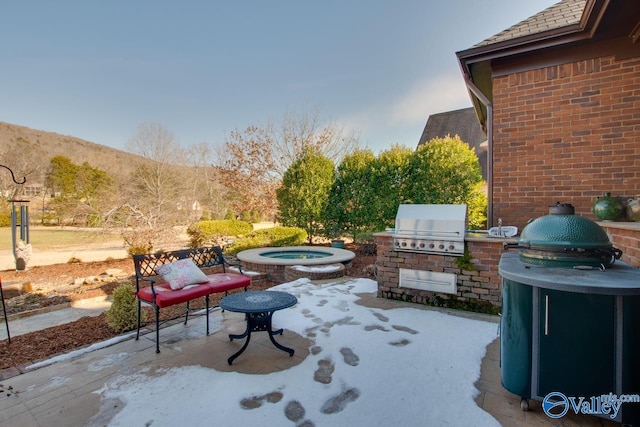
[276,148,335,243]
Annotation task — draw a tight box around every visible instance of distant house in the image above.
[417,107,488,180]
[456,0,640,266]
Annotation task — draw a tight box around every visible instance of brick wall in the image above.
[600,223,640,268]
[492,55,640,230]
[241,260,287,282]
[242,259,352,283]
[375,233,505,309]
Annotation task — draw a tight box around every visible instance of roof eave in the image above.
[456,0,604,68]
[456,24,586,68]
[456,0,608,129]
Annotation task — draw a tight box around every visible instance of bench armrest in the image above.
[224,259,245,275]
[212,246,245,275]
[135,274,158,298]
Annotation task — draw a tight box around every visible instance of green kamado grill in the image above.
[498,203,640,425]
[503,202,622,268]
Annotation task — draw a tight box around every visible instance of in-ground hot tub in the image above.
[237,246,355,282]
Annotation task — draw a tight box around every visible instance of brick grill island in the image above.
[375,231,508,309]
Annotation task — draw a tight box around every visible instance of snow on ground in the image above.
[94,278,500,427]
[291,264,343,272]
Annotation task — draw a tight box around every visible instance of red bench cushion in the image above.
[206,273,251,292]
[137,273,250,308]
[137,283,213,308]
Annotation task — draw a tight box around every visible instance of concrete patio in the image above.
[0,278,622,427]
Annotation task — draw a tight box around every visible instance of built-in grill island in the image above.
[499,203,640,425]
[376,203,508,310]
[391,204,466,295]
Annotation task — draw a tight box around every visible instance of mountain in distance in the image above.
[0,121,143,180]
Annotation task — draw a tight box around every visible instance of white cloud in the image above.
[334,73,473,153]
[388,74,471,125]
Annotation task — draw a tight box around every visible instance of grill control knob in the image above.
[448,244,455,251]
[419,242,425,248]
[410,242,416,248]
[401,242,407,247]
[429,243,435,249]
[439,244,445,250]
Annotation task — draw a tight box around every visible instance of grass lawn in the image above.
[0,227,122,251]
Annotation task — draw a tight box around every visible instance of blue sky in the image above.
[1,1,558,154]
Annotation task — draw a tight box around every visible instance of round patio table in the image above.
[220,290,298,365]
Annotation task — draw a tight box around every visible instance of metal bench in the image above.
[132,246,250,353]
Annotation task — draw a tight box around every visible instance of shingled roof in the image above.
[474,0,587,48]
[417,107,487,179]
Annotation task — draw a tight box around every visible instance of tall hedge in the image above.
[323,137,487,233]
[324,148,377,239]
[276,148,335,243]
[404,136,486,229]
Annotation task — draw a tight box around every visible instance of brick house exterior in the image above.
[457,0,640,267]
[375,0,640,311]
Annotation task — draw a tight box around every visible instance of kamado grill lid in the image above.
[504,202,623,268]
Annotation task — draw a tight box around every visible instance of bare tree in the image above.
[126,122,187,218]
[110,122,190,251]
[215,108,359,220]
[185,142,230,220]
[0,142,47,199]
[273,108,359,178]
[215,125,279,220]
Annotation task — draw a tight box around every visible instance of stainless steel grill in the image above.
[392,204,467,256]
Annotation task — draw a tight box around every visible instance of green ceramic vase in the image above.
[627,197,640,222]
[591,192,624,221]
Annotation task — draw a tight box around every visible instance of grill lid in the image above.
[394,204,466,240]
[393,204,467,255]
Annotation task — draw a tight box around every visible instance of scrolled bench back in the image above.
[133,246,228,279]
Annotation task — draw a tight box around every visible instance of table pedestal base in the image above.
[227,311,294,365]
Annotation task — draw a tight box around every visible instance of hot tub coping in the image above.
[237,246,355,266]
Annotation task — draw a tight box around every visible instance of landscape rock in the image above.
[105,268,124,277]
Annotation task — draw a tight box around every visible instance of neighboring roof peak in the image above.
[473,0,587,48]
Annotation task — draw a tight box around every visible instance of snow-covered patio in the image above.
[99,278,498,426]
[0,278,615,426]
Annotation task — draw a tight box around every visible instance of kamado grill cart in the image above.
[499,203,640,425]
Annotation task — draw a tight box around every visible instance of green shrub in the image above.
[354,232,375,244]
[106,283,143,333]
[354,232,377,255]
[239,210,261,224]
[225,226,307,255]
[186,219,253,247]
[122,229,155,256]
[0,212,11,227]
[128,244,153,256]
[466,182,488,230]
